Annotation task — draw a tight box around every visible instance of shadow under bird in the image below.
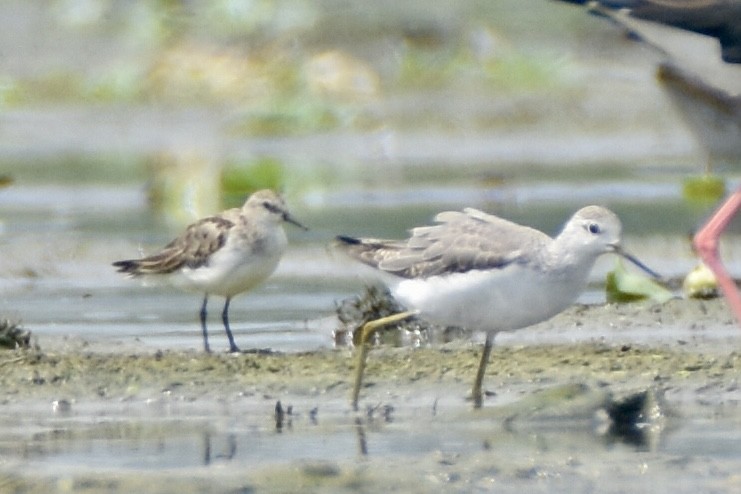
[113,189,307,353]
[336,205,660,410]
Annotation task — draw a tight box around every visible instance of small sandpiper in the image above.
[336,205,659,409]
[114,189,307,353]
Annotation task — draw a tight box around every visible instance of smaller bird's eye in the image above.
[262,201,280,213]
[587,223,601,234]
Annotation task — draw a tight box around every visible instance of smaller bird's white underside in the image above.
[142,226,287,298]
[391,259,595,333]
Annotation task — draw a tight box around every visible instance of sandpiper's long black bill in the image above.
[284,213,309,231]
[614,246,662,280]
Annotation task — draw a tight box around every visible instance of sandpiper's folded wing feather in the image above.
[334,236,408,268]
[113,212,237,275]
[337,208,553,279]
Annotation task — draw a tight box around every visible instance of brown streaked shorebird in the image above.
[336,205,659,410]
[113,189,307,353]
[558,0,741,322]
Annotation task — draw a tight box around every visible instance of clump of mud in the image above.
[0,320,32,350]
[334,285,470,347]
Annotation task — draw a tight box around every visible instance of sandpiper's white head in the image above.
[242,189,307,230]
[558,205,623,258]
[557,205,659,278]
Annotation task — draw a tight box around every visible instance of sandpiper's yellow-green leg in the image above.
[351,311,417,411]
[472,333,494,409]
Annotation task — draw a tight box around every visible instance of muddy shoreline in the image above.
[1,298,740,493]
[2,298,738,406]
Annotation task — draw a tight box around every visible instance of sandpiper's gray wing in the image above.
[113,210,239,275]
[337,208,552,279]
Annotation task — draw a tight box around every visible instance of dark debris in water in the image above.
[366,403,394,423]
[605,388,667,450]
[0,320,33,350]
[334,285,467,347]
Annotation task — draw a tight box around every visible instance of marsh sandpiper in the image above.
[114,189,307,353]
[337,205,659,409]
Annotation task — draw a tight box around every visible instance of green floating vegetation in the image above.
[0,76,25,108]
[397,46,460,89]
[682,175,726,204]
[221,157,285,207]
[0,155,146,184]
[606,260,674,304]
[397,39,566,93]
[231,98,342,136]
[2,67,144,106]
[481,53,566,91]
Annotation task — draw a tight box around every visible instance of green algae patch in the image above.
[605,260,674,304]
[682,175,726,204]
[221,158,285,207]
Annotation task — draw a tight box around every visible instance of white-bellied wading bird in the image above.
[114,189,307,353]
[336,205,659,409]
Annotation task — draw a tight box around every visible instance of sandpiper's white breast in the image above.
[392,260,593,332]
[170,219,288,297]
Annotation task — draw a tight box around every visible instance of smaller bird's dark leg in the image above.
[200,295,211,353]
[472,333,493,409]
[222,297,241,353]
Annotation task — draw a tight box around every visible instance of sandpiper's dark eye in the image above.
[262,201,280,214]
[587,223,601,234]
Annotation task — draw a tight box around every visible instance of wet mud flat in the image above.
[1,298,740,493]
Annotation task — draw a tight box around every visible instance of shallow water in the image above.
[0,178,735,353]
[1,370,740,493]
